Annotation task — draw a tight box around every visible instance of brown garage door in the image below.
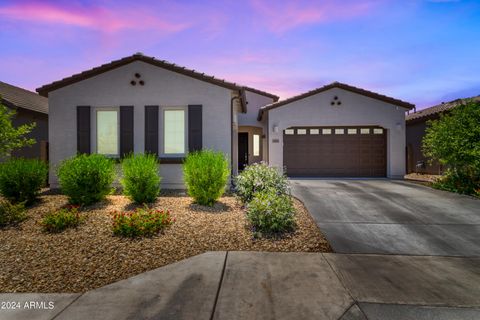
[283,127,386,177]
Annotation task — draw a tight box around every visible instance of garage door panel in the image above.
[284,127,386,177]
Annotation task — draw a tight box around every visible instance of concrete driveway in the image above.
[291,179,480,256]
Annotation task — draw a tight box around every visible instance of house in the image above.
[258,82,414,178]
[37,53,413,188]
[406,95,480,174]
[36,53,278,188]
[0,81,49,160]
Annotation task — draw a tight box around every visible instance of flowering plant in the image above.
[42,205,83,233]
[111,206,174,237]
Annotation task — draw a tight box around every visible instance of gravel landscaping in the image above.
[405,173,441,183]
[0,193,331,293]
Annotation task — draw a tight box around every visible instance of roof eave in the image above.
[36,54,243,97]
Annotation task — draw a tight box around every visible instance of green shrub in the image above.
[183,150,230,206]
[0,158,48,205]
[423,100,480,196]
[432,168,480,196]
[111,206,173,237]
[235,162,290,204]
[246,189,296,236]
[0,200,27,226]
[57,154,115,205]
[121,154,160,203]
[41,205,83,233]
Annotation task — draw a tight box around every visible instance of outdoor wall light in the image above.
[396,123,402,131]
[273,125,279,133]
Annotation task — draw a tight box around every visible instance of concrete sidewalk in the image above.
[1,252,480,320]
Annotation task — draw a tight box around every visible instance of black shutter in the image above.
[145,105,159,155]
[188,105,202,152]
[120,106,134,157]
[77,106,91,154]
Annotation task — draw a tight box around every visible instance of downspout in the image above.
[231,94,241,188]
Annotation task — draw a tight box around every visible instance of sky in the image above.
[1,0,479,109]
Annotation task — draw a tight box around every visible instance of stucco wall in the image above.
[267,87,408,178]
[406,118,443,174]
[11,108,48,160]
[238,90,274,127]
[48,61,232,188]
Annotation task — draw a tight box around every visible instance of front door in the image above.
[238,132,249,171]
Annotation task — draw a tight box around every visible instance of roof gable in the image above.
[258,82,414,120]
[36,54,279,111]
[0,81,48,114]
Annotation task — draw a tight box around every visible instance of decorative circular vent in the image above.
[130,73,145,86]
[331,96,342,106]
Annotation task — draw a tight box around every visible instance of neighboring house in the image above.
[0,81,49,160]
[405,95,480,174]
[37,53,413,188]
[258,82,414,178]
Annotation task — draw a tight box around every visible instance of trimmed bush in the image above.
[121,154,160,203]
[246,189,296,236]
[57,154,115,205]
[183,150,230,206]
[0,158,48,205]
[41,205,84,233]
[111,206,173,237]
[235,162,290,204]
[0,200,27,226]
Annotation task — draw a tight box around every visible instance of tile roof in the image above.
[0,81,48,114]
[406,95,480,122]
[257,82,414,121]
[36,53,279,102]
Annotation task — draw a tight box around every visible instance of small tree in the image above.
[0,99,36,157]
[422,100,480,194]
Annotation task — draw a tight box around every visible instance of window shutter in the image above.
[120,106,134,157]
[77,106,91,154]
[188,105,202,152]
[144,105,159,155]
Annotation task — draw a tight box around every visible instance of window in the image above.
[360,128,370,134]
[374,128,384,134]
[322,128,332,135]
[347,128,357,135]
[285,129,294,135]
[297,129,307,135]
[164,109,185,154]
[96,110,118,156]
[335,128,345,134]
[310,129,319,135]
[253,134,260,156]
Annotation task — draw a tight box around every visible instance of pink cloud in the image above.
[0,2,189,33]
[250,0,381,33]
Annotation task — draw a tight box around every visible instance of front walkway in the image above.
[2,252,480,320]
